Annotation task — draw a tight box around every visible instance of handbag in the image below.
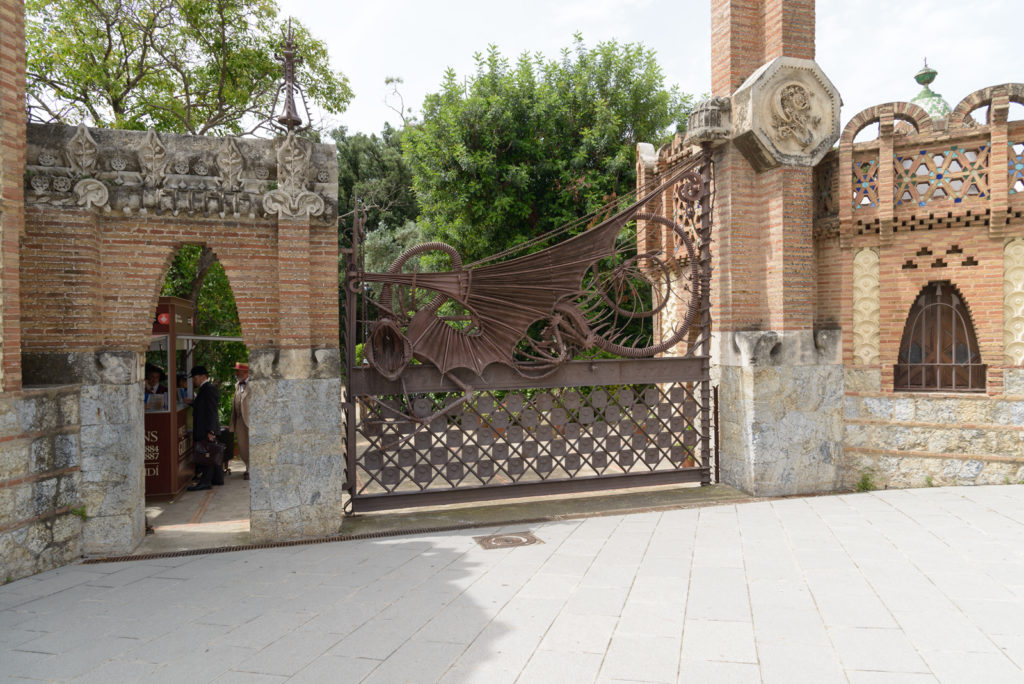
[194,439,225,466]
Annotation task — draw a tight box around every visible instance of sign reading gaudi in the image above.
[731,56,841,170]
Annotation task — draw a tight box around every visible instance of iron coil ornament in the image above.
[348,155,710,384]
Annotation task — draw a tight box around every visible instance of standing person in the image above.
[229,362,251,480]
[187,365,222,491]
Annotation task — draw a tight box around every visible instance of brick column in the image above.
[0,0,25,391]
[248,216,343,543]
[711,0,843,496]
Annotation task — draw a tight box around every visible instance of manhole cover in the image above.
[473,531,543,550]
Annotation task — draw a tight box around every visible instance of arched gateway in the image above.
[19,123,343,554]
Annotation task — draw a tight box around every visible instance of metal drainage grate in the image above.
[473,531,543,550]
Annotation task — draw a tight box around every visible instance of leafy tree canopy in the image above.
[26,0,352,136]
[333,123,418,238]
[403,34,693,264]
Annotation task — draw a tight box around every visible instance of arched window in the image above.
[895,281,985,391]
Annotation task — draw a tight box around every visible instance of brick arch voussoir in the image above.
[951,83,1024,126]
[840,103,935,146]
[895,279,985,365]
[116,235,276,353]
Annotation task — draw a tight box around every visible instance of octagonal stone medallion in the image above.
[732,56,841,170]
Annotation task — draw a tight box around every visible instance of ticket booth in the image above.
[145,297,195,497]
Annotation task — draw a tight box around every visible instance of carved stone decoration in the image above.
[262,131,324,218]
[277,131,311,193]
[66,123,99,175]
[852,248,880,366]
[770,83,820,149]
[137,129,167,187]
[262,188,324,218]
[1003,239,1024,365]
[217,138,245,191]
[683,96,732,146]
[731,56,841,171]
[74,178,109,211]
[53,177,72,193]
[29,175,49,193]
[37,150,56,167]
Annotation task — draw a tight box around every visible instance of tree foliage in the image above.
[25,0,352,135]
[333,123,419,238]
[403,35,693,264]
[161,245,246,422]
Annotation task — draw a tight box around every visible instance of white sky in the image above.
[280,0,1024,137]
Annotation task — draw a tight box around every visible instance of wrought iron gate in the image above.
[342,148,714,513]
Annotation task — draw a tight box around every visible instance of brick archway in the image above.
[19,124,344,553]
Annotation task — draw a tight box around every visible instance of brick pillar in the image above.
[248,216,343,543]
[0,0,25,391]
[711,0,843,495]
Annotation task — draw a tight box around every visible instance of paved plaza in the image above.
[2,485,1024,683]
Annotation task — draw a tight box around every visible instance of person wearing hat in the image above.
[188,365,222,491]
[228,362,251,480]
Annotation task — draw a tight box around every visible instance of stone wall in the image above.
[843,368,1024,489]
[0,385,82,582]
[248,349,344,543]
[716,330,843,495]
[77,352,145,556]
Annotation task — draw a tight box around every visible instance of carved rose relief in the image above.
[770,83,821,149]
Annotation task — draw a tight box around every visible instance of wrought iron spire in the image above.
[272,20,312,133]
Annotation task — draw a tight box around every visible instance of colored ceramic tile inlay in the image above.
[894,145,989,207]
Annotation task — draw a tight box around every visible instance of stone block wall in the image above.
[248,349,344,543]
[843,368,1024,488]
[716,330,843,496]
[0,386,82,582]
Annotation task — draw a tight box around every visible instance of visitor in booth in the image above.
[176,372,190,405]
[229,362,251,481]
[144,364,168,410]
[187,365,223,491]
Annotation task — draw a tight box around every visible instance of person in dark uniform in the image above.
[187,365,222,491]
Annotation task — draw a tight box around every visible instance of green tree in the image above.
[25,0,352,135]
[334,123,419,240]
[161,245,245,422]
[403,35,692,264]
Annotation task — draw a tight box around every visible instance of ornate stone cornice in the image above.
[23,124,337,224]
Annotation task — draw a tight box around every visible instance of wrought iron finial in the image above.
[271,19,313,133]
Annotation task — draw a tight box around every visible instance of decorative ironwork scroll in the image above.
[347,151,710,382]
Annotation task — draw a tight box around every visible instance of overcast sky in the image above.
[280,0,1023,137]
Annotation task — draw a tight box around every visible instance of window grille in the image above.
[894,281,985,391]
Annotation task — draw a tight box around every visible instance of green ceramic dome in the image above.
[910,60,952,119]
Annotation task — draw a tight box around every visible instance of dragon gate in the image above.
[342,148,714,512]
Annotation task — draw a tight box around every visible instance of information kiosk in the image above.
[145,297,195,497]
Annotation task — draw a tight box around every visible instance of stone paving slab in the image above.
[2,485,1024,682]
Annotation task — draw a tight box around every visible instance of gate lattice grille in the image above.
[351,363,705,507]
